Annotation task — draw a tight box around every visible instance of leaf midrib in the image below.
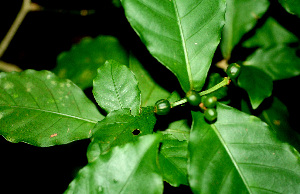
[211,124,252,193]
[0,104,97,124]
[172,0,193,89]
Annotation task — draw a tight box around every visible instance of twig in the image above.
[0,60,22,72]
[0,0,39,58]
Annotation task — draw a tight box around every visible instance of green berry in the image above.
[186,90,201,106]
[154,99,171,115]
[226,63,241,79]
[204,108,217,122]
[203,96,217,108]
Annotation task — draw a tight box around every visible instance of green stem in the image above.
[199,77,230,96]
[171,77,230,108]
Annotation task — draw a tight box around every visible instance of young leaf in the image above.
[65,134,163,194]
[93,60,141,115]
[53,36,129,89]
[158,119,190,187]
[0,70,104,147]
[278,0,300,17]
[129,54,170,107]
[238,66,273,109]
[87,107,156,162]
[189,103,300,193]
[121,0,226,92]
[243,45,300,80]
[243,17,298,48]
[221,0,269,59]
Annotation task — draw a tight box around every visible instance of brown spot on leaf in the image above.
[50,133,57,138]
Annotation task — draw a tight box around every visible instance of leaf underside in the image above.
[0,70,103,147]
[189,103,300,193]
[121,0,226,92]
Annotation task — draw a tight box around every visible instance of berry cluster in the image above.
[154,63,241,122]
[186,91,218,122]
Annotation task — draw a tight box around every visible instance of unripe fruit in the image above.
[154,99,171,115]
[203,96,217,108]
[186,90,201,106]
[226,63,241,79]
[204,108,217,122]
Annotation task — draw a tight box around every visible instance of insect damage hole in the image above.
[132,129,141,136]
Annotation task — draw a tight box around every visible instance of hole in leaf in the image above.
[132,129,140,136]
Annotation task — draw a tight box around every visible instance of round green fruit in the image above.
[226,63,241,79]
[186,90,201,106]
[203,96,217,108]
[204,108,217,122]
[154,99,171,115]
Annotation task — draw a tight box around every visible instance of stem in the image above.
[0,0,32,58]
[0,61,22,72]
[199,77,230,96]
[171,77,230,108]
[171,98,187,108]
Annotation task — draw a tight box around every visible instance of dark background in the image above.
[0,0,299,193]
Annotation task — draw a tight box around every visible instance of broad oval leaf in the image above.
[129,54,170,107]
[121,0,226,92]
[189,104,300,193]
[238,66,273,109]
[65,134,163,194]
[0,70,104,147]
[93,60,141,115]
[221,0,269,59]
[87,107,156,162]
[158,119,190,187]
[279,0,300,17]
[243,45,300,80]
[53,36,129,89]
[243,17,298,48]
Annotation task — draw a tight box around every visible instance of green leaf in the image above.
[243,17,298,48]
[158,119,190,187]
[238,66,273,109]
[259,97,300,150]
[121,0,226,92]
[189,103,300,193]
[93,60,141,115]
[0,70,103,147]
[279,0,300,17]
[53,36,128,89]
[243,45,300,80]
[221,0,269,59]
[87,107,156,162]
[65,134,163,194]
[129,55,170,107]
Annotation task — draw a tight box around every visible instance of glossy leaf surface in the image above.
[158,119,190,187]
[221,0,269,59]
[53,36,128,89]
[129,55,170,107]
[87,107,156,162]
[238,66,273,109]
[243,45,300,80]
[121,0,226,92]
[65,134,163,194]
[279,0,300,17]
[93,60,141,115]
[0,70,103,147]
[189,103,300,193]
[243,17,298,48]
